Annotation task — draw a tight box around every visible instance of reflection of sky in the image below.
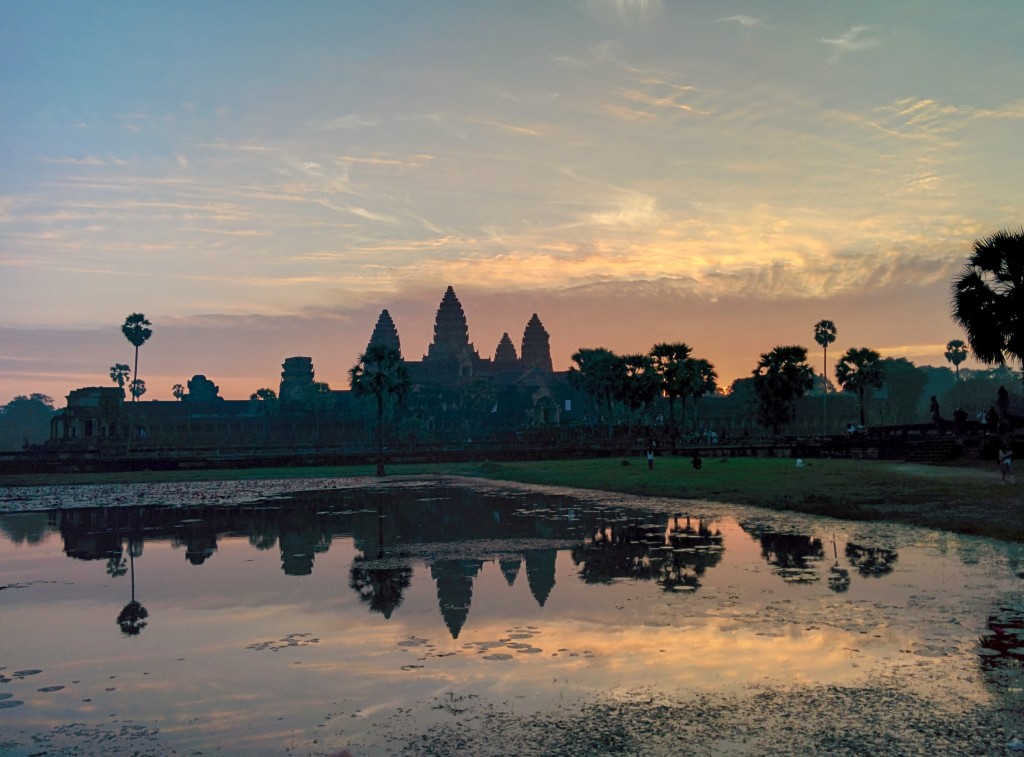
[1,507,1014,752]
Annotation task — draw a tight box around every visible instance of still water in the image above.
[1,477,1022,755]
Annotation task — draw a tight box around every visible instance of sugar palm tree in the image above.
[814,320,838,429]
[349,344,410,476]
[952,229,1024,385]
[835,347,885,426]
[121,314,152,402]
[649,342,692,439]
[944,338,968,407]
[752,346,815,435]
[109,363,130,389]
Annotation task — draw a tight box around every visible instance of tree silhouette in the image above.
[249,387,278,438]
[952,229,1024,385]
[349,343,410,476]
[109,363,130,389]
[129,378,147,401]
[752,346,815,435]
[945,339,968,407]
[650,342,692,438]
[172,383,185,401]
[120,313,152,402]
[835,347,885,426]
[568,347,623,427]
[814,320,838,428]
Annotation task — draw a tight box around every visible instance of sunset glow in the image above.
[2,2,1021,402]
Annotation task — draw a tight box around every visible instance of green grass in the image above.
[2,455,1020,541]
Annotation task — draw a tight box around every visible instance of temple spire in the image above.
[366,309,401,356]
[428,285,470,356]
[520,313,553,371]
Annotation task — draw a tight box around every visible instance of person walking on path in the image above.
[998,440,1014,484]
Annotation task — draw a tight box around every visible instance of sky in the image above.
[2,1,1022,405]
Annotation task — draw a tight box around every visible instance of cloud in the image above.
[822,26,880,61]
[716,15,762,28]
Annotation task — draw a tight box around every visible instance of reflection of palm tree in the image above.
[827,535,850,593]
[349,560,413,619]
[845,542,898,577]
[117,537,148,635]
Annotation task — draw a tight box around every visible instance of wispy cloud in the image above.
[822,26,880,61]
[716,15,762,28]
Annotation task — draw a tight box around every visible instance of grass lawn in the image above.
[2,455,1021,541]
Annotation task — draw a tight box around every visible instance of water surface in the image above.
[1,477,1022,755]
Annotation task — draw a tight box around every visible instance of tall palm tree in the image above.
[835,347,885,426]
[121,313,153,402]
[649,342,692,436]
[752,345,815,435]
[814,320,838,429]
[944,338,968,407]
[349,343,410,476]
[952,229,1024,385]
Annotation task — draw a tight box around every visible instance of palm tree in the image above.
[568,347,624,427]
[752,346,815,435]
[109,363,130,389]
[172,383,185,401]
[121,314,153,402]
[688,357,719,431]
[944,338,968,408]
[129,378,146,401]
[349,343,410,476]
[952,229,1024,385]
[649,342,692,439]
[834,347,885,426]
[814,320,838,429]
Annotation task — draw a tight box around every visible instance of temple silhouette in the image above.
[48,286,588,455]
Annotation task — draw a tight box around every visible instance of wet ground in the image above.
[1,476,1022,756]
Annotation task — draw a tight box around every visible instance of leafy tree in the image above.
[110,363,130,389]
[877,358,927,424]
[951,229,1024,384]
[568,348,624,425]
[649,342,692,434]
[249,388,279,438]
[814,320,838,426]
[752,346,815,435]
[349,344,410,476]
[835,348,886,426]
[0,393,56,450]
[121,313,153,402]
[172,383,185,401]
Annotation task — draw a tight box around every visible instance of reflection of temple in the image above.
[432,559,485,638]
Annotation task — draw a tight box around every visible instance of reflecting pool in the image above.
[1,477,1022,756]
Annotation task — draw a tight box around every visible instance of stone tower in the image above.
[279,356,314,405]
[520,314,553,372]
[366,308,401,355]
[493,332,518,368]
[427,286,471,357]
[424,286,480,380]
